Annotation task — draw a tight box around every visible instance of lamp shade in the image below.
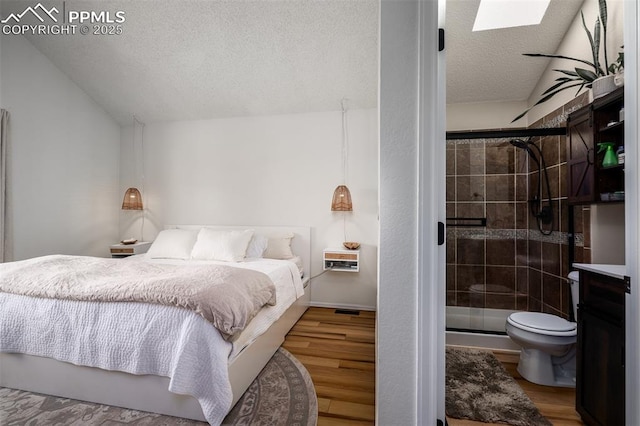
[121,187,143,210]
[331,185,353,211]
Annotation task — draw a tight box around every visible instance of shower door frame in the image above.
[445,127,567,335]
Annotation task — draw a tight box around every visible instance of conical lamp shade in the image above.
[331,185,353,211]
[122,187,143,210]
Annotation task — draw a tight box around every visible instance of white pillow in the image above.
[263,233,295,260]
[191,229,254,262]
[246,234,269,258]
[146,229,198,260]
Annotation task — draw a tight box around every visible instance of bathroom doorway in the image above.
[419,0,640,423]
[443,0,621,336]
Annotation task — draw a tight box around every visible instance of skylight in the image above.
[473,0,551,32]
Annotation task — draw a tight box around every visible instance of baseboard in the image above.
[309,301,377,312]
[446,330,521,352]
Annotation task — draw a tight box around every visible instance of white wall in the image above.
[120,109,378,309]
[378,0,429,422]
[591,203,625,264]
[446,100,528,131]
[0,35,121,260]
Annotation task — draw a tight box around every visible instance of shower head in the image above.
[509,139,530,149]
[509,138,554,233]
[510,139,540,168]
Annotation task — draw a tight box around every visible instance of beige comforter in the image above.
[0,255,276,338]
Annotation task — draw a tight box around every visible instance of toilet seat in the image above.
[507,312,577,337]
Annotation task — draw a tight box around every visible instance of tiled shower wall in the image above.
[446,137,529,311]
[446,93,592,321]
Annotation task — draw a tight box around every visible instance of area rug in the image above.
[446,347,552,426]
[0,348,317,426]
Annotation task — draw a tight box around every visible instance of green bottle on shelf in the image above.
[598,142,618,168]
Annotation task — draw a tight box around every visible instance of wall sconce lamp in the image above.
[331,185,352,211]
[331,99,353,212]
[121,115,146,241]
[121,187,143,210]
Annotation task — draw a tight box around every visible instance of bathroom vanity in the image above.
[573,263,627,426]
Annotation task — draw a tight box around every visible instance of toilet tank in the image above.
[568,271,580,320]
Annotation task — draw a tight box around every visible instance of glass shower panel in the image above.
[445,136,526,333]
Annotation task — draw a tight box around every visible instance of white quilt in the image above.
[0,257,304,425]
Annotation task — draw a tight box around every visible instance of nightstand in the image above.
[110,241,152,258]
[323,248,360,272]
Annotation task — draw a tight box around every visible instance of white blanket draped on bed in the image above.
[0,256,304,425]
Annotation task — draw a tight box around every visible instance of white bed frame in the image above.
[0,225,311,422]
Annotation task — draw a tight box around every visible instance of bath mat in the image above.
[446,347,552,426]
[0,348,318,426]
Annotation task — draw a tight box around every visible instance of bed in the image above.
[0,225,311,424]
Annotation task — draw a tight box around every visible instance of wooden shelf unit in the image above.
[323,248,360,272]
[567,87,625,205]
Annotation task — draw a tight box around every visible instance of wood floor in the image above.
[284,307,376,425]
[285,307,584,426]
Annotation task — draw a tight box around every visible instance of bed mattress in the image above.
[0,256,304,425]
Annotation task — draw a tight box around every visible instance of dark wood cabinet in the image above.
[567,87,624,205]
[576,269,625,426]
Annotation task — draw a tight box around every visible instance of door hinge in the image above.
[438,28,445,51]
[438,221,445,245]
[625,275,631,294]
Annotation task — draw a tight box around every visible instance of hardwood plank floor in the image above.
[284,307,376,425]
[285,308,583,426]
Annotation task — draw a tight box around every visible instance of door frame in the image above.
[417,0,447,423]
[624,0,640,424]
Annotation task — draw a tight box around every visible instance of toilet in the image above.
[505,271,580,387]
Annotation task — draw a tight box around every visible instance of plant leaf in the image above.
[575,67,598,82]
[512,82,584,123]
[523,53,596,69]
[541,81,571,96]
[581,11,601,75]
[511,109,531,123]
[600,0,608,32]
[594,17,602,74]
[532,83,584,107]
[600,0,609,73]
[554,69,579,77]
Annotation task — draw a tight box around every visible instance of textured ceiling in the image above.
[446,0,584,104]
[1,0,584,124]
[2,0,379,124]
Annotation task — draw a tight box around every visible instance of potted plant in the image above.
[609,47,624,86]
[513,0,620,122]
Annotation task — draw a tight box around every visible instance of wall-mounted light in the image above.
[121,187,143,210]
[121,116,146,241]
[331,185,353,211]
[331,99,353,212]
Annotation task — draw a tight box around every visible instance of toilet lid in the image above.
[508,312,576,332]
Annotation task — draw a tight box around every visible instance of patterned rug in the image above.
[0,348,317,426]
[446,347,552,426]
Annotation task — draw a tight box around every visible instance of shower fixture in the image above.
[510,139,554,235]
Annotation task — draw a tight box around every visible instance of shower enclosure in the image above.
[445,123,583,334]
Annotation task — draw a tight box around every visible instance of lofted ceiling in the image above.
[446,0,584,105]
[1,0,584,124]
